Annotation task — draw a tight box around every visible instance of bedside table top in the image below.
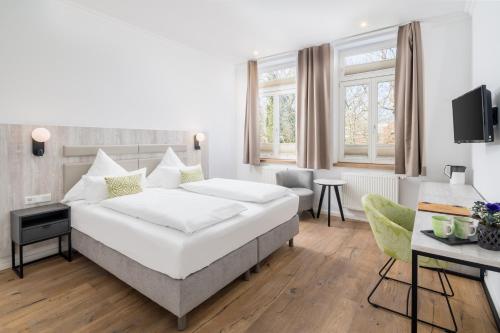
[314,179,347,186]
[11,203,69,218]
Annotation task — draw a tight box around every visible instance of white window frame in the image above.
[258,54,298,161]
[337,40,396,165]
[260,85,296,159]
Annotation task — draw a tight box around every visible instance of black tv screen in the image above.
[452,85,494,143]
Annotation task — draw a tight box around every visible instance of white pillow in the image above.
[88,149,128,176]
[61,181,86,204]
[159,147,185,168]
[83,168,147,203]
[146,166,181,189]
[61,149,127,203]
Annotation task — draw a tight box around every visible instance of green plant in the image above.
[471,201,500,227]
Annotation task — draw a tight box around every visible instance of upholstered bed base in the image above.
[72,214,299,330]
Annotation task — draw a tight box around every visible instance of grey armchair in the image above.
[276,170,315,218]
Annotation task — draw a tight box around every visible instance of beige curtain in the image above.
[243,60,260,165]
[395,22,425,176]
[297,44,331,169]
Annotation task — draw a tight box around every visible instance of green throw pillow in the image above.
[105,174,143,198]
[180,165,204,184]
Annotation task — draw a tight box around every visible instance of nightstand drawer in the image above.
[22,220,70,243]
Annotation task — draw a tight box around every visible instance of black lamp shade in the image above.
[32,139,45,156]
[194,135,201,150]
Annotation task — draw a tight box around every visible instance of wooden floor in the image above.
[0,215,497,333]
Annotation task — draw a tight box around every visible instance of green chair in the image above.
[362,194,457,333]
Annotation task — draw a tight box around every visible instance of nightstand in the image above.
[11,203,72,278]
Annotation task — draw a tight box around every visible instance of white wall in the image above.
[235,14,472,218]
[470,0,500,316]
[421,14,472,184]
[0,0,237,178]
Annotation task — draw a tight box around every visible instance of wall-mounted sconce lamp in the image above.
[32,128,51,156]
[194,132,205,150]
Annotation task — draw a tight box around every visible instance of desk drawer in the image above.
[22,220,70,244]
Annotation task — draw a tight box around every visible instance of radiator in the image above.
[341,173,399,211]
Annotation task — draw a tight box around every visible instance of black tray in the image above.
[421,230,478,245]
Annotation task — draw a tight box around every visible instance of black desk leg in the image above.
[327,186,331,227]
[334,186,345,221]
[19,244,23,279]
[11,241,15,270]
[11,242,23,278]
[317,185,326,219]
[411,250,418,333]
[60,233,73,262]
[68,233,72,262]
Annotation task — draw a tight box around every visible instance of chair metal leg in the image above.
[406,284,412,316]
[437,270,458,332]
[368,257,457,333]
[367,258,396,308]
[378,262,454,297]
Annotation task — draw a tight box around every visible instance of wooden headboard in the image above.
[62,144,188,192]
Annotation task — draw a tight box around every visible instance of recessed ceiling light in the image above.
[360,21,368,28]
[253,50,259,56]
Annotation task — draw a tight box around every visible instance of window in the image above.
[344,47,396,66]
[258,57,297,160]
[339,42,396,164]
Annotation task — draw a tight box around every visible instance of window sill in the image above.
[333,162,395,171]
[260,158,296,165]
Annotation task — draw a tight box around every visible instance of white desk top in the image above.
[314,179,347,186]
[412,182,500,269]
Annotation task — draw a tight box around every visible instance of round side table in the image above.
[314,179,347,227]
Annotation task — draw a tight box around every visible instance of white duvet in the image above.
[179,178,291,203]
[100,188,247,233]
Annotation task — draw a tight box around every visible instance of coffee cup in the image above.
[453,217,477,239]
[432,216,454,238]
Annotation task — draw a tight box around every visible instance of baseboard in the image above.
[0,244,60,272]
[319,208,367,222]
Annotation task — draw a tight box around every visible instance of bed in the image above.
[63,144,299,330]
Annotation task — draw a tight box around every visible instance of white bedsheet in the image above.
[100,188,247,233]
[179,178,290,203]
[69,189,298,279]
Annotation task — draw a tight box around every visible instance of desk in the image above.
[411,182,500,332]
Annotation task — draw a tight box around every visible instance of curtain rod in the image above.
[256,12,466,62]
[256,24,400,62]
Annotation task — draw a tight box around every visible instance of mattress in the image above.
[69,189,298,279]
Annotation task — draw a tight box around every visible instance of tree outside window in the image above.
[259,63,297,160]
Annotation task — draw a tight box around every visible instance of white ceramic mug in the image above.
[453,217,477,239]
[432,216,454,238]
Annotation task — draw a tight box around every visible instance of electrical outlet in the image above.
[24,193,52,205]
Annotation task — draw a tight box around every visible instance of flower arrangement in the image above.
[472,201,500,226]
[472,201,500,251]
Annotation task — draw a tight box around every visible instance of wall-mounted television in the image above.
[452,85,497,144]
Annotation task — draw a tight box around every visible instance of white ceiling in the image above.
[70,0,468,62]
